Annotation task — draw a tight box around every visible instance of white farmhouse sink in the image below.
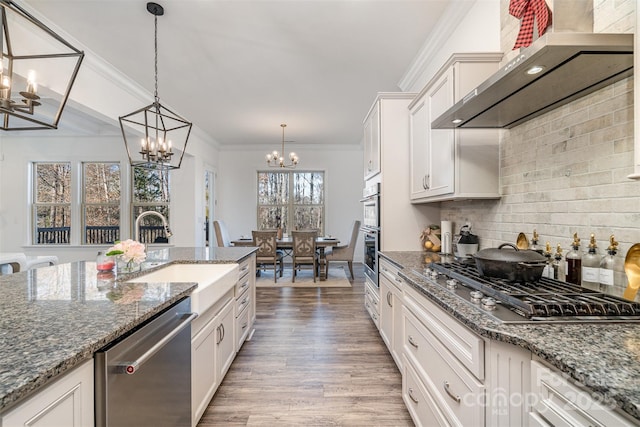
[128,263,239,313]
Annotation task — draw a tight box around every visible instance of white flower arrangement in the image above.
[106,239,147,269]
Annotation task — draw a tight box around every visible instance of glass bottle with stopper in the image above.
[599,235,619,287]
[581,233,600,287]
[530,229,543,254]
[565,233,581,285]
[542,242,553,278]
[552,244,565,281]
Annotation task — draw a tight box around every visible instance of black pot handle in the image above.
[498,243,519,251]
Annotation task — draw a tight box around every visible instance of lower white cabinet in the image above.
[1,359,94,427]
[191,288,236,426]
[364,276,380,328]
[529,359,637,427]
[379,258,404,371]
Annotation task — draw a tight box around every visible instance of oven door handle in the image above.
[115,312,198,375]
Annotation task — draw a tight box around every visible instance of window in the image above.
[257,171,324,234]
[132,167,171,243]
[33,162,71,244]
[83,162,121,244]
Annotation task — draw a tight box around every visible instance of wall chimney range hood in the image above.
[432,32,634,130]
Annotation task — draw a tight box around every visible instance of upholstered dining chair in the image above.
[291,230,318,283]
[324,220,361,280]
[252,230,284,282]
[213,220,231,247]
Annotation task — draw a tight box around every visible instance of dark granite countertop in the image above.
[0,246,256,414]
[380,251,640,423]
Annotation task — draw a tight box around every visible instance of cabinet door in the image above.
[364,102,380,180]
[379,276,393,350]
[192,313,218,424]
[2,360,94,427]
[216,300,236,381]
[426,68,455,197]
[409,96,430,199]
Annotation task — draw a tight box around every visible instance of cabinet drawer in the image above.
[403,308,485,426]
[236,287,251,317]
[235,269,251,296]
[236,304,251,349]
[530,360,635,427]
[403,355,449,427]
[238,257,251,280]
[380,258,403,291]
[404,284,484,379]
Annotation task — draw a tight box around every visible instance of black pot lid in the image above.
[474,243,547,263]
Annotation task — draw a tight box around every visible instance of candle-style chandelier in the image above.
[0,0,84,131]
[265,123,299,168]
[119,2,191,170]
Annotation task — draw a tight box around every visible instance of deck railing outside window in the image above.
[36,226,166,244]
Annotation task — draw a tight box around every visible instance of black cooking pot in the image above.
[473,243,548,282]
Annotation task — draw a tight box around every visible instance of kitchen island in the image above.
[0,246,256,415]
[381,251,640,424]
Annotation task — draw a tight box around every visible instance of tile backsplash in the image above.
[444,1,636,288]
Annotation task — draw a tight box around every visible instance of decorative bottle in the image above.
[599,235,619,288]
[552,244,565,281]
[565,233,581,285]
[542,242,553,278]
[530,229,543,254]
[581,233,599,287]
[96,251,115,272]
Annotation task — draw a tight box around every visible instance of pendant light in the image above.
[119,2,192,170]
[0,0,84,130]
[265,124,299,168]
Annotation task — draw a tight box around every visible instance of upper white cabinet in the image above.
[363,100,381,180]
[409,53,502,203]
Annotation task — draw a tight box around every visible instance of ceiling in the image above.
[23,0,451,148]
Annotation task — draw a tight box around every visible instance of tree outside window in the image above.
[132,167,171,243]
[257,171,324,234]
[33,162,71,244]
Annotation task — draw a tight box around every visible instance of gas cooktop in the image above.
[414,261,640,324]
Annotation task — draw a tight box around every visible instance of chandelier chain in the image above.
[154,13,159,103]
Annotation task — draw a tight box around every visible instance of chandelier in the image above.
[265,123,299,168]
[119,2,192,170]
[0,0,84,131]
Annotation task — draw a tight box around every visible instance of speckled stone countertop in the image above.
[0,246,256,414]
[380,251,640,423]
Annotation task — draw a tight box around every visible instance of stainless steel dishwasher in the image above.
[95,297,197,427]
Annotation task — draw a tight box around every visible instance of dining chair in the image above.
[291,230,318,282]
[213,220,231,247]
[324,220,361,280]
[252,230,284,282]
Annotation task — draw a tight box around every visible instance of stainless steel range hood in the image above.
[432,32,633,130]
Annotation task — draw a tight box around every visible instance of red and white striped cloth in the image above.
[509,0,552,49]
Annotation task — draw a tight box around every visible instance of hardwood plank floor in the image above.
[197,264,414,426]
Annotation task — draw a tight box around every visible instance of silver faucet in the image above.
[135,211,173,243]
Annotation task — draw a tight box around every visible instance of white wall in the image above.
[217,144,365,262]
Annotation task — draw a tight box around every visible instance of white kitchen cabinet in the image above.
[234,254,255,349]
[409,53,502,203]
[1,359,94,427]
[364,276,380,329]
[191,288,236,426]
[363,101,380,180]
[379,257,404,371]
[529,359,637,427]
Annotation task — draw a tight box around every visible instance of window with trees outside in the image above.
[33,162,72,244]
[83,162,121,244]
[257,171,324,235]
[132,167,171,244]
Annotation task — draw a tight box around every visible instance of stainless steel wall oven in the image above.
[360,183,380,286]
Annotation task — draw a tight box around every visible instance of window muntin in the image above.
[82,162,121,244]
[257,171,324,234]
[33,162,71,244]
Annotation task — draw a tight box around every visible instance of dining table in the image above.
[231,236,341,281]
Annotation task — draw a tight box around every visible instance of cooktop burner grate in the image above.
[430,262,640,319]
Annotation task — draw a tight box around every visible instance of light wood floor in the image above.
[197,264,414,426]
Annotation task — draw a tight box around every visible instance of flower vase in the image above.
[118,259,140,274]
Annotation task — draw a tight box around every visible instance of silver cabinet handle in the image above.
[408,387,419,403]
[443,381,461,403]
[394,276,403,284]
[117,312,198,375]
[408,335,419,349]
[425,174,430,190]
[386,291,392,307]
[240,280,249,290]
[220,323,225,343]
